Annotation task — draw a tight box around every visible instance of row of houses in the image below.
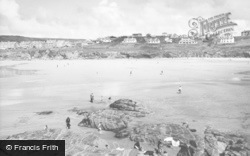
[122,36,198,44]
[0,40,93,50]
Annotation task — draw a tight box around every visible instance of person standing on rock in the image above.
[90,93,94,103]
[134,141,142,151]
[66,117,71,129]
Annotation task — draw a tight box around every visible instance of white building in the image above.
[100,37,112,43]
[218,37,235,44]
[165,37,173,43]
[179,38,197,44]
[146,38,160,44]
[122,37,137,43]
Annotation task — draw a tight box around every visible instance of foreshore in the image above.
[0,58,250,155]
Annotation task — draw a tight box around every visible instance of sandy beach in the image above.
[0,58,250,154]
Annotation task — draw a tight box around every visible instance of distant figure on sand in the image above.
[66,117,71,129]
[178,86,182,94]
[160,71,163,75]
[98,122,102,133]
[108,97,111,100]
[130,71,132,75]
[90,93,94,103]
[44,125,48,131]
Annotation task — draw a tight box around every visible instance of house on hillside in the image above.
[100,37,112,43]
[145,37,160,44]
[218,37,235,44]
[122,37,137,43]
[241,30,250,36]
[132,33,142,37]
[164,37,173,43]
[179,38,197,44]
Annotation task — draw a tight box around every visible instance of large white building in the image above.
[218,37,235,44]
[165,37,173,43]
[100,37,112,43]
[146,38,160,44]
[179,38,197,44]
[122,37,137,43]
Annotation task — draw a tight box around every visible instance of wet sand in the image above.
[0,58,250,141]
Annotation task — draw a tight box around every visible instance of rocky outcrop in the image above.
[78,99,151,131]
[78,109,130,131]
[115,123,205,156]
[126,123,200,143]
[109,99,150,117]
[204,127,250,156]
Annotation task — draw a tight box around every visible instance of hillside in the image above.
[0,35,250,60]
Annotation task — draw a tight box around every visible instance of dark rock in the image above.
[109,99,150,117]
[36,111,53,115]
[78,109,130,131]
[68,107,90,116]
[204,127,250,156]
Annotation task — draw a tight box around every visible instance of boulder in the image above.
[78,99,151,131]
[109,99,150,117]
[78,109,131,131]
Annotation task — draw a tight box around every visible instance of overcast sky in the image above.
[0,0,249,39]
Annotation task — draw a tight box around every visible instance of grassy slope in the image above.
[0,36,250,59]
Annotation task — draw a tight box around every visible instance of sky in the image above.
[0,0,250,39]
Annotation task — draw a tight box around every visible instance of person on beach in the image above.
[44,125,48,131]
[160,71,163,75]
[134,141,142,151]
[157,139,163,151]
[130,71,132,75]
[90,93,94,103]
[98,122,102,133]
[178,86,182,94]
[66,117,71,129]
